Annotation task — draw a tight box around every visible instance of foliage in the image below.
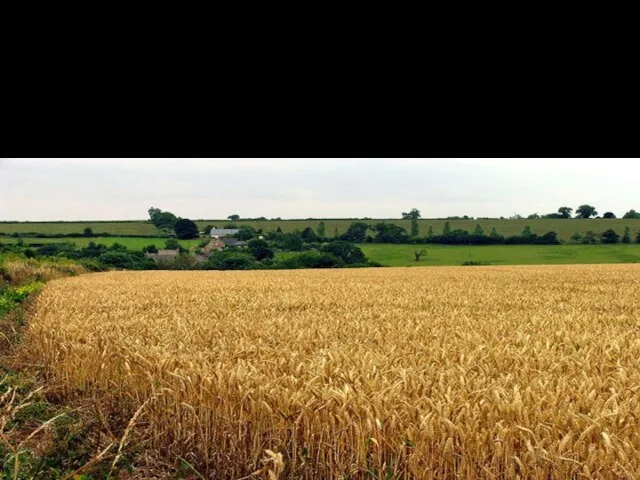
[401,208,421,220]
[582,230,598,244]
[602,212,616,219]
[235,227,257,241]
[204,251,256,270]
[600,228,620,244]
[340,222,370,243]
[173,219,200,240]
[317,221,326,238]
[83,227,93,237]
[622,227,631,244]
[322,241,368,265]
[372,223,409,244]
[227,214,240,221]
[275,251,344,269]
[301,227,319,243]
[410,218,419,237]
[570,231,582,242]
[558,206,573,218]
[147,207,178,232]
[248,239,274,261]
[165,239,179,250]
[622,209,640,219]
[442,222,451,235]
[575,204,598,219]
[414,249,427,261]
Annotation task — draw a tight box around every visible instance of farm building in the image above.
[145,249,180,263]
[210,228,240,238]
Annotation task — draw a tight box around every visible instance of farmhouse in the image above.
[210,228,240,238]
[145,249,180,262]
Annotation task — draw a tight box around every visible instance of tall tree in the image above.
[227,214,240,221]
[602,212,616,219]
[410,218,419,237]
[401,208,422,220]
[622,209,640,219]
[622,226,631,243]
[575,205,598,219]
[558,206,573,218]
[148,207,178,232]
[317,221,326,238]
[174,219,200,239]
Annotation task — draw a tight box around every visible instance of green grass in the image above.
[1,218,639,242]
[0,237,202,250]
[359,243,640,267]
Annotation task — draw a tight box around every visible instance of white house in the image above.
[210,228,240,238]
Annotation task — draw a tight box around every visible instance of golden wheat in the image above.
[20,265,640,478]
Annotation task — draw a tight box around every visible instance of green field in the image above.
[0,237,202,250]
[359,243,640,267]
[1,218,639,242]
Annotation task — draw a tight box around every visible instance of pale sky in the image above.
[0,159,638,221]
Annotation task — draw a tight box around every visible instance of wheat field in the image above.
[21,265,640,478]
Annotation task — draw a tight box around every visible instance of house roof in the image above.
[156,249,179,257]
[210,228,240,237]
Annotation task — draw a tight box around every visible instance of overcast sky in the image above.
[0,159,638,221]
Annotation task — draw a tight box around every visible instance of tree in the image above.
[473,224,485,236]
[248,238,273,261]
[414,249,427,261]
[522,225,533,238]
[301,227,318,243]
[83,227,94,237]
[174,219,199,239]
[575,205,598,219]
[489,227,500,238]
[427,226,434,238]
[402,208,422,220]
[142,244,158,253]
[317,221,326,238]
[622,226,631,244]
[322,241,367,264]
[235,227,257,241]
[372,223,410,243]
[165,238,179,250]
[570,231,582,243]
[527,213,540,219]
[637,230,640,244]
[601,229,620,244]
[582,230,597,244]
[602,212,616,219]
[227,214,240,221]
[203,225,213,235]
[622,209,640,219]
[410,218,419,237]
[341,222,370,243]
[442,222,451,235]
[558,207,573,219]
[148,207,178,232]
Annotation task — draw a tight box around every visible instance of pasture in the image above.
[360,243,640,267]
[1,218,639,242]
[22,265,640,478]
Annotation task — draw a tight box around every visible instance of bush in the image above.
[204,251,256,270]
[174,219,200,239]
[601,229,620,244]
[275,251,344,269]
[248,239,274,261]
[322,241,367,265]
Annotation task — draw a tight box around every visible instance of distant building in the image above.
[145,249,180,263]
[210,228,240,238]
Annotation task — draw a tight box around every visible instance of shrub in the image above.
[600,229,620,244]
[322,241,367,265]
